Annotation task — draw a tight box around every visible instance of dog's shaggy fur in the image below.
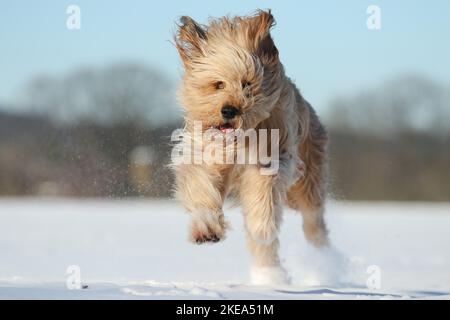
[173,10,329,284]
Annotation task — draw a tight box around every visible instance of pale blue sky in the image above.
[1,0,449,113]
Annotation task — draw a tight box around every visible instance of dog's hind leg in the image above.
[239,165,288,285]
[174,164,231,244]
[246,234,288,285]
[287,113,330,248]
[295,200,329,247]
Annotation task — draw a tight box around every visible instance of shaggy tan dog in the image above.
[172,10,329,284]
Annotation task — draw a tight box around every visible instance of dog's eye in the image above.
[214,81,225,90]
[242,81,251,89]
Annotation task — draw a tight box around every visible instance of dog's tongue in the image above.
[219,123,234,133]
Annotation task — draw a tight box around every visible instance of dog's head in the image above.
[175,10,283,132]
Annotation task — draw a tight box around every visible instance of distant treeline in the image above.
[0,111,176,197]
[1,110,449,201]
[329,130,450,201]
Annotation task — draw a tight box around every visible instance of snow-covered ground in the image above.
[0,198,449,299]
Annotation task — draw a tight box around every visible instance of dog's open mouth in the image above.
[216,123,235,134]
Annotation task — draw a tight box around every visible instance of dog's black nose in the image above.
[221,106,239,119]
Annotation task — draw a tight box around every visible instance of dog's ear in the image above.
[175,16,207,68]
[248,10,279,67]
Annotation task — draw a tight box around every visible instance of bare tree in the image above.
[326,73,450,136]
[20,63,181,127]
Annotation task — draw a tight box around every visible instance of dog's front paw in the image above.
[190,212,229,244]
[193,233,221,244]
